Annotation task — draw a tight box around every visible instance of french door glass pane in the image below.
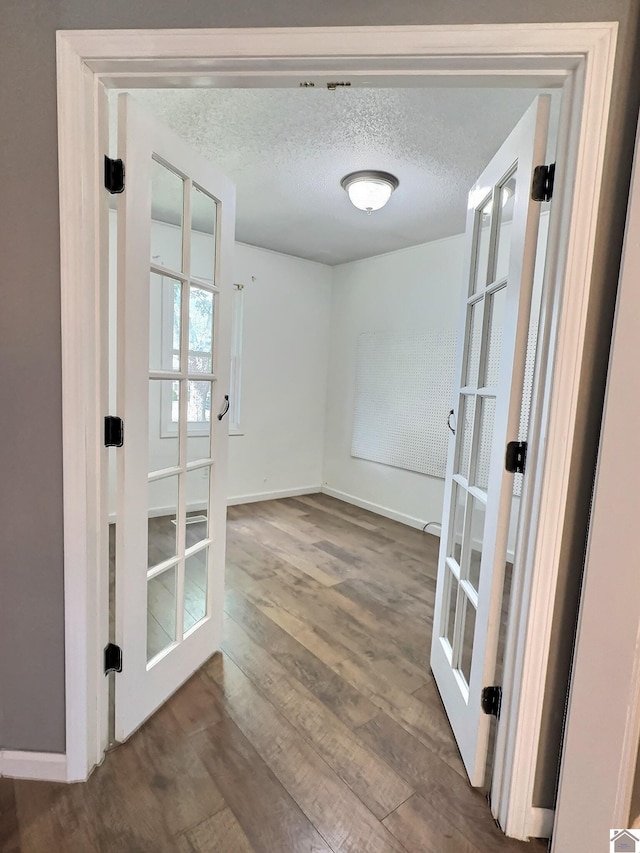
[185,467,209,548]
[147,475,179,568]
[147,566,177,661]
[467,496,486,593]
[474,396,496,491]
[187,436,211,465]
[148,380,179,473]
[187,380,212,427]
[150,158,184,272]
[450,483,466,565]
[188,287,214,373]
[495,172,518,282]
[483,285,507,388]
[465,301,483,387]
[445,571,459,649]
[149,274,181,371]
[460,596,477,685]
[457,395,476,480]
[473,197,493,294]
[191,185,217,284]
[184,549,208,634]
[185,379,212,465]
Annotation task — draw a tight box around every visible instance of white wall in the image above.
[110,212,547,536]
[322,236,465,529]
[108,211,332,514]
[228,242,332,502]
[322,214,549,544]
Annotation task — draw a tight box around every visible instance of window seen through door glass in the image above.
[188,287,214,374]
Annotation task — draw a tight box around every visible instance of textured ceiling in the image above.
[112,87,553,265]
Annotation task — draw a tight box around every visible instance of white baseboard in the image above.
[0,750,68,782]
[228,485,321,506]
[321,486,440,534]
[321,487,517,560]
[109,487,325,521]
[526,807,554,839]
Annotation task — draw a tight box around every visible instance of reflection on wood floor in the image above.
[1,495,545,852]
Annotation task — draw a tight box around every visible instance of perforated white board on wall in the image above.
[351,330,457,478]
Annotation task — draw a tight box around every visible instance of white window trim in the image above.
[56,24,617,844]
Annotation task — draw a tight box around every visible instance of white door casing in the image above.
[55,25,617,839]
[115,94,235,741]
[431,96,550,786]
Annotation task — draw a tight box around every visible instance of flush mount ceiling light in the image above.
[340,170,399,214]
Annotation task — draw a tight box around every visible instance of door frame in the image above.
[551,115,640,850]
[56,23,617,841]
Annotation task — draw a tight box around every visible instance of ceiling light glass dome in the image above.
[341,171,399,213]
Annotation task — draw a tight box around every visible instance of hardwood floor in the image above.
[1,495,546,852]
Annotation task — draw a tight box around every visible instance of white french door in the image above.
[114,94,235,741]
[431,96,550,785]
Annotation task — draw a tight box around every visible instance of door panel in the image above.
[115,94,235,742]
[431,96,550,785]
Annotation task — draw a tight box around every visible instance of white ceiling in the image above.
[113,87,552,265]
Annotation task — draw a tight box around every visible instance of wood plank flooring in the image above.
[1,495,546,852]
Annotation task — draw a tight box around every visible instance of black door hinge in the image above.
[104,643,123,675]
[531,163,555,202]
[104,156,125,194]
[104,416,124,447]
[505,440,527,474]
[481,685,502,718]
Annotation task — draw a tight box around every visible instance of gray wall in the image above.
[0,0,638,805]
